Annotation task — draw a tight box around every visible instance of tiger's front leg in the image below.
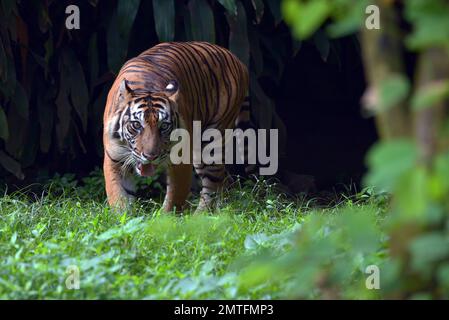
[163,163,193,212]
[103,151,136,208]
[194,163,228,213]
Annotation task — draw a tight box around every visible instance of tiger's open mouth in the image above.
[136,162,155,177]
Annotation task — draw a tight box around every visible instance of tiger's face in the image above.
[112,79,179,177]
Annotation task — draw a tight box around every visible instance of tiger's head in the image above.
[110,78,180,177]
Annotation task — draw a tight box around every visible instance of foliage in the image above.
[0,0,305,180]
[41,166,164,202]
[264,0,449,299]
[0,178,387,299]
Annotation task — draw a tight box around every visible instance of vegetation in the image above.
[0,0,296,179]
[1,0,449,300]
[0,174,387,299]
[276,0,449,298]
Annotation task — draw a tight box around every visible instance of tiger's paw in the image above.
[194,193,217,214]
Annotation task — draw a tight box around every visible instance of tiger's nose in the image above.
[142,152,158,161]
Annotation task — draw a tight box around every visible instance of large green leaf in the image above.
[395,166,430,220]
[55,53,72,149]
[251,0,265,23]
[282,0,329,39]
[410,233,449,273]
[13,82,29,119]
[37,84,55,153]
[88,33,99,89]
[313,29,330,62]
[217,0,237,15]
[0,0,16,16]
[250,72,275,130]
[21,116,39,167]
[364,139,418,192]
[326,0,367,38]
[66,50,89,132]
[227,1,249,67]
[0,37,6,81]
[412,80,449,111]
[107,0,141,73]
[5,106,27,159]
[0,56,16,99]
[187,0,215,43]
[0,106,8,141]
[266,0,282,25]
[378,74,410,111]
[248,25,263,76]
[405,0,449,50]
[0,150,23,179]
[259,35,285,83]
[153,0,175,42]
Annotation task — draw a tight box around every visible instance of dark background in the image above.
[0,0,377,192]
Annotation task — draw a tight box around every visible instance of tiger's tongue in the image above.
[139,163,155,177]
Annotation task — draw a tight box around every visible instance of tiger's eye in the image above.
[131,121,142,130]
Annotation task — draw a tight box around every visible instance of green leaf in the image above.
[405,0,449,50]
[188,0,215,43]
[55,53,71,148]
[153,0,175,42]
[0,56,16,98]
[37,85,55,153]
[244,233,269,250]
[13,82,29,119]
[364,139,418,191]
[410,233,449,274]
[412,80,449,111]
[217,0,237,15]
[378,74,410,111]
[117,0,141,41]
[250,72,275,130]
[227,1,249,67]
[0,106,8,141]
[251,0,265,23]
[313,29,330,62]
[437,263,449,288]
[282,0,329,40]
[21,116,39,167]
[1,0,16,16]
[326,0,367,38]
[66,51,89,132]
[4,108,26,159]
[248,25,264,76]
[259,35,284,83]
[0,150,24,179]
[266,0,282,25]
[395,166,429,219]
[88,33,99,88]
[107,0,141,72]
[340,209,379,253]
[0,37,6,81]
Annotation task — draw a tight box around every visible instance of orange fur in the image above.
[103,42,249,212]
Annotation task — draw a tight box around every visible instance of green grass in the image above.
[0,176,388,299]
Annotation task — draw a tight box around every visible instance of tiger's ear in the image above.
[165,80,179,102]
[118,78,133,102]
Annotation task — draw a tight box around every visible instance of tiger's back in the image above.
[105,42,249,133]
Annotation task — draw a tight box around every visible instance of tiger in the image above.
[103,41,251,212]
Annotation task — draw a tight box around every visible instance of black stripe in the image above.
[105,149,121,163]
[164,45,203,112]
[200,173,224,183]
[240,104,250,111]
[122,184,137,197]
